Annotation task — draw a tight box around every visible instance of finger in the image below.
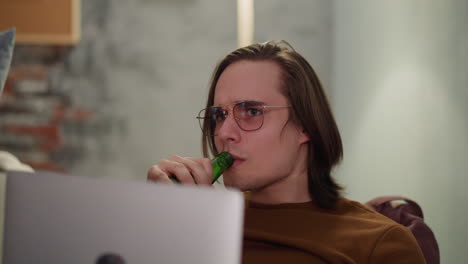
[147,159,195,185]
[172,156,212,185]
[163,159,196,185]
[147,165,173,184]
[197,157,213,178]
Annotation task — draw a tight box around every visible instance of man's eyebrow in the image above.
[233,100,265,104]
[213,100,265,107]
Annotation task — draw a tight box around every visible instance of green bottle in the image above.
[170,152,234,184]
[211,152,234,184]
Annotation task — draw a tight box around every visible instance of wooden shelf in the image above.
[0,0,81,45]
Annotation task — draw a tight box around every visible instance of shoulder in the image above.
[335,197,401,225]
[369,224,426,263]
[336,198,415,239]
[338,198,426,263]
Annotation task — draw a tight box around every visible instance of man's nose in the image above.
[216,113,241,143]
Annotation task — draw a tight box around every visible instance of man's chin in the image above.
[222,176,246,190]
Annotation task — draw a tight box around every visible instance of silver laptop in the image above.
[3,171,244,264]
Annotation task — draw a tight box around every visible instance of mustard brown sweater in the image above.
[243,197,426,264]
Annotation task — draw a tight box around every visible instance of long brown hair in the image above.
[201,41,343,209]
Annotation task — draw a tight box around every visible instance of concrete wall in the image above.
[332,1,468,262]
[68,0,238,179]
[70,0,240,179]
[255,0,333,92]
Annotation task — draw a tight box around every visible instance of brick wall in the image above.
[0,46,93,172]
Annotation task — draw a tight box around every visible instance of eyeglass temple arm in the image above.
[263,105,291,109]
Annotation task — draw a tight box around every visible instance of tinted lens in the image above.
[210,107,226,122]
[233,101,264,131]
[198,107,225,136]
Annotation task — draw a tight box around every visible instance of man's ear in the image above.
[298,128,310,145]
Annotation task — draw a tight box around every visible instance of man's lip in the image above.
[226,153,244,161]
[223,152,245,168]
[232,158,244,168]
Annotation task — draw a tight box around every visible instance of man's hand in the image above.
[147,155,213,186]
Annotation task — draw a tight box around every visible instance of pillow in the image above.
[0,28,16,95]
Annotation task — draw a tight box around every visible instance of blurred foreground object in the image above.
[0,28,15,92]
[0,151,33,173]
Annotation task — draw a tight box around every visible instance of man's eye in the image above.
[213,110,227,121]
[246,107,263,116]
[216,114,226,121]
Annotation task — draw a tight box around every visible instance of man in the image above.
[147,41,426,263]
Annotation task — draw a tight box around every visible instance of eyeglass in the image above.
[196,101,291,136]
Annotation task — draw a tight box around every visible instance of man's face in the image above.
[213,60,309,192]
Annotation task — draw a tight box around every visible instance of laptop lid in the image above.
[3,171,244,264]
